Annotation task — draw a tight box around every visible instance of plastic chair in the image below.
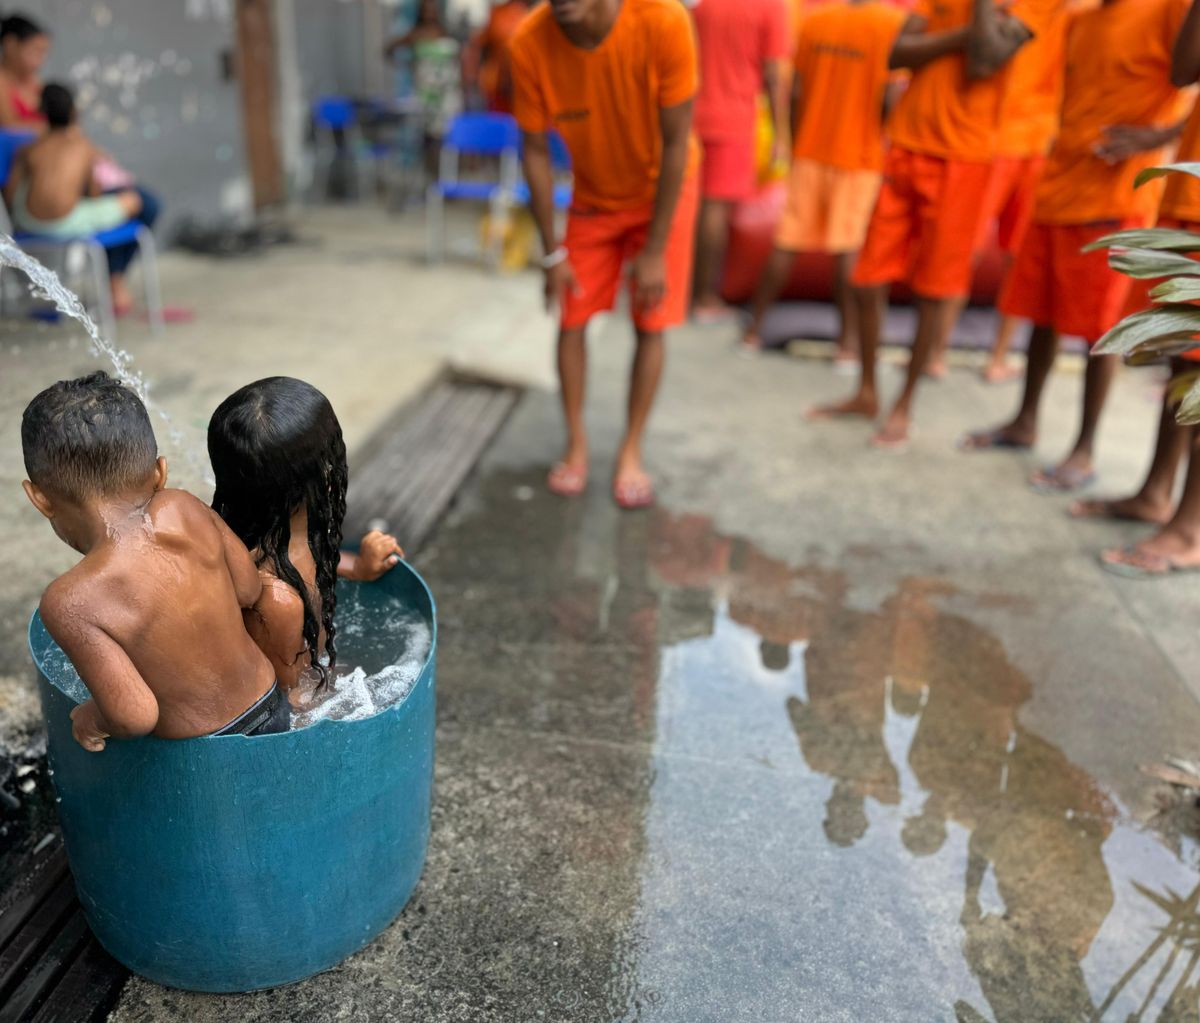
[0,128,161,341]
[425,112,521,265]
[312,95,376,201]
[511,130,573,209]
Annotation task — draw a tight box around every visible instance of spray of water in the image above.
[0,234,210,482]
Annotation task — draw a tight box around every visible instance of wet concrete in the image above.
[111,375,1200,1021]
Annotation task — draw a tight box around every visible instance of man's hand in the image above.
[631,249,667,312]
[353,530,404,582]
[71,700,110,753]
[544,259,580,313]
[1094,124,1179,164]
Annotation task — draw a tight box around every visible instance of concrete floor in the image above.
[2,206,1200,1020]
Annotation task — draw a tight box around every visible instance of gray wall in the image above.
[23,0,252,233]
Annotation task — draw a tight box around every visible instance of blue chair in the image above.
[312,95,374,200]
[0,128,162,340]
[511,130,573,210]
[425,112,521,265]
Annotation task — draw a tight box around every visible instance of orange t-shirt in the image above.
[996,2,1074,157]
[479,1,531,110]
[692,0,790,142]
[510,0,700,211]
[1034,0,1191,224]
[886,0,1060,162]
[1161,98,1200,221]
[791,1,909,171]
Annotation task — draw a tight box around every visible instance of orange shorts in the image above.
[774,159,882,254]
[561,173,700,333]
[700,135,757,202]
[851,146,993,300]
[1123,215,1200,361]
[977,154,1045,254]
[998,218,1144,344]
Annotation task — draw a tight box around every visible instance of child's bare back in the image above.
[40,489,277,743]
[14,126,96,220]
[22,372,282,752]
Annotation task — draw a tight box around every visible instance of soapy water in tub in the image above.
[39,588,432,731]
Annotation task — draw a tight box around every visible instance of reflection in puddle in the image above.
[617,512,1200,1022]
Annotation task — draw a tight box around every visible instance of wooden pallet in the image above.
[344,373,522,553]
[0,837,125,1023]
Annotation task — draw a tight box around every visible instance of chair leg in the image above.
[87,240,118,343]
[136,227,165,334]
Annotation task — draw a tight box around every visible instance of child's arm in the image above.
[40,582,159,752]
[338,530,404,582]
[209,508,264,609]
[244,579,307,689]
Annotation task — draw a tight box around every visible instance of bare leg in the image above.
[615,327,666,497]
[809,283,884,419]
[1071,368,1188,523]
[109,190,144,314]
[961,322,1058,450]
[833,251,859,366]
[874,296,956,447]
[983,314,1024,383]
[1102,425,1200,574]
[550,325,588,489]
[926,294,966,380]
[1031,353,1118,490]
[743,246,797,350]
[693,199,734,317]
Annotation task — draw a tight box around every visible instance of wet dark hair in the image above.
[21,371,158,502]
[208,377,346,688]
[0,14,46,43]
[40,82,72,129]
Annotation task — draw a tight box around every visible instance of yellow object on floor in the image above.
[479,208,537,272]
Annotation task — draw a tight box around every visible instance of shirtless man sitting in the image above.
[4,82,143,312]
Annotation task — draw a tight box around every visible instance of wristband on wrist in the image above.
[540,246,568,270]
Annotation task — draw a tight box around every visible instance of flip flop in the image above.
[956,429,1033,452]
[1030,466,1096,495]
[870,430,910,453]
[145,306,196,325]
[1099,546,1200,579]
[693,306,737,326]
[613,475,655,510]
[547,462,587,498]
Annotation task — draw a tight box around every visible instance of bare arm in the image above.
[522,130,579,312]
[1173,0,1200,85]
[965,0,1032,81]
[245,579,307,690]
[209,508,263,609]
[764,59,790,163]
[889,15,971,70]
[630,98,693,311]
[338,530,404,582]
[41,586,160,749]
[1093,117,1188,164]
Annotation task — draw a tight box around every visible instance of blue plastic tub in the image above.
[27,562,437,993]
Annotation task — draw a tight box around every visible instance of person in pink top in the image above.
[690,0,791,322]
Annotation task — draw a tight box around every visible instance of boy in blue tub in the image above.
[21,372,286,750]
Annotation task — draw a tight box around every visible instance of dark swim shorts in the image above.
[210,682,291,736]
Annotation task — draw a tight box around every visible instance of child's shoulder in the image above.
[150,488,220,527]
[38,561,102,636]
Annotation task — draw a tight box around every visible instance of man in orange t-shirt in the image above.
[690,0,791,322]
[816,0,1055,447]
[964,0,1190,495]
[740,0,908,364]
[511,0,699,509]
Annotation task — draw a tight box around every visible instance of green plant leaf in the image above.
[1108,247,1200,279]
[1177,378,1200,425]
[1150,277,1200,303]
[1093,305,1200,355]
[1133,162,1200,188]
[1083,227,1200,253]
[1167,369,1200,403]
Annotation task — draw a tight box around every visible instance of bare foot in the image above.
[832,349,859,376]
[871,409,910,450]
[982,362,1023,384]
[958,423,1035,452]
[925,358,948,381]
[1030,452,1095,494]
[1069,494,1174,524]
[806,392,879,421]
[694,300,737,326]
[1100,529,1200,577]
[739,330,764,357]
[613,449,654,510]
[547,459,588,497]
